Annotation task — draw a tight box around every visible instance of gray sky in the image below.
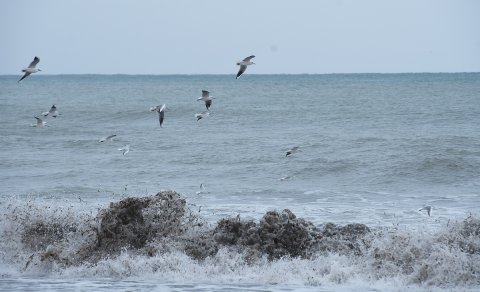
[1,0,479,74]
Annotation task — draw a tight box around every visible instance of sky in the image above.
[1,0,479,74]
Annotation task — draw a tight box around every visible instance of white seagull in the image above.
[18,56,41,83]
[419,206,432,216]
[286,146,299,157]
[99,134,117,142]
[42,105,59,117]
[195,111,210,121]
[236,55,255,79]
[118,145,130,155]
[33,116,46,127]
[156,104,166,127]
[197,90,213,110]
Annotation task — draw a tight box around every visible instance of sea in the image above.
[0,73,479,291]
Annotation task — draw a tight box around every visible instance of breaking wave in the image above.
[1,191,479,289]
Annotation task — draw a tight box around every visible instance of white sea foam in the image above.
[1,193,479,290]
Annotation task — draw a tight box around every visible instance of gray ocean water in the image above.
[1,74,479,291]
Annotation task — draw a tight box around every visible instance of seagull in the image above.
[118,145,130,155]
[42,105,59,117]
[286,146,299,157]
[236,55,255,79]
[33,116,46,127]
[197,90,213,110]
[99,134,117,142]
[196,183,209,195]
[156,104,166,127]
[18,56,41,83]
[279,176,294,181]
[419,206,432,216]
[195,111,210,121]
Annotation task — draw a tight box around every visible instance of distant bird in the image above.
[195,111,210,121]
[156,104,166,127]
[286,146,299,157]
[42,105,59,117]
[197,90,213,110]
[33,116,46,127]
[196,183,209,195]
[236,55,255,79]
[118,145,130,155]
[279,175,294,181]
[419,206,432,216]
[18,56,41,83]
[99,134,117,142]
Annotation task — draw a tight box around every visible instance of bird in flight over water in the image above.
[286,146,299,157]
[42,105,59,117]
[236,55,255,79]
[419,206,432,216]
[197,90,213,110]
[18,56,41,83]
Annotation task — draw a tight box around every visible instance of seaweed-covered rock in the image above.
[257,209,315,259]
[212,209,320,259]
[95,191,189,253]
[316,222,370,255]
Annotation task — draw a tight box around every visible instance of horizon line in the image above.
[1,71,479,76]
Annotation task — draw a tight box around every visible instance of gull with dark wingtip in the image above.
[99,134,117,143]
[285,146,299,157]
[197,90,213,110]
[18,56,41,83]
[42,105,59,117]
[236,55,255,79]
[419,206,432,216]
[195,111,209,121]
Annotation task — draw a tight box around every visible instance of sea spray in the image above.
[1,191,479,288]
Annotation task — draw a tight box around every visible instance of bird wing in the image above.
[205,99,212,110]
[34,116,43,125]
[28,56,40,68]
[243,55,255,62]
[18,72,31,83]
[49,105,56,113]
[106,134,116,140]
[202,90,209,98]
[158,110,164,127]
[236,65,247,79]
[159,104,166,112]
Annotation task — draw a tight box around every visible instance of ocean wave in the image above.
[1,191,479,289]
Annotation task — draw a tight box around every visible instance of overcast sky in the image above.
[1,0,479,74]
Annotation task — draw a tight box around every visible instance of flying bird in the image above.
[286,146,299,157]
[99,134,117,142]
[42,105,59,117]
[156,104,166,127]
[196,183,210,195]
[195,111,210,121]
[236,55,255,79]
[419,206,432,216]
[18,56,41,83]
[33,116,46,127]
[118,145,130,155]
[197,90,213,110]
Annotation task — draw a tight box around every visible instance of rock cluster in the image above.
[18,192,371,268]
